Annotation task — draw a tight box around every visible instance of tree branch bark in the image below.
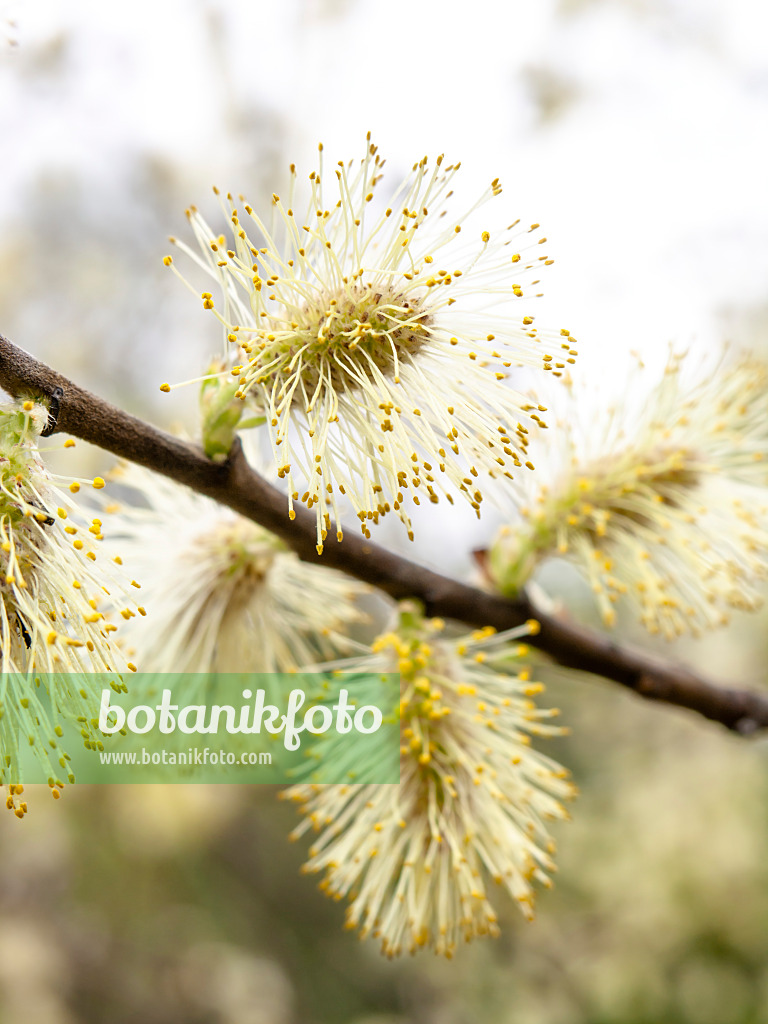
[2,332,766,735]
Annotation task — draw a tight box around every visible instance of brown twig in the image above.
[2,332,767,735]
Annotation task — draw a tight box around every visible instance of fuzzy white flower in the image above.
[283,602,575,958]
[101,462,368,674]
[0,401,141,811]
[489,350,768,638]
[163,138,577,552]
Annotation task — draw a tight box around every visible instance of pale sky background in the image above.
[1,0,767,576]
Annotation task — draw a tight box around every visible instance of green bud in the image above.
[488,529,540,597]
[199,365,245,462]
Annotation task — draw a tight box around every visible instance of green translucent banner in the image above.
[0,672,401,785]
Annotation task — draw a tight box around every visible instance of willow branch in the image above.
[2,333,766,735]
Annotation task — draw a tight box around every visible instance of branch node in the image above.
[40,386,64,437]
[734,717,760,737]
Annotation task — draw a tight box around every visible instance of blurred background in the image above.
[1,0,768,1021]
